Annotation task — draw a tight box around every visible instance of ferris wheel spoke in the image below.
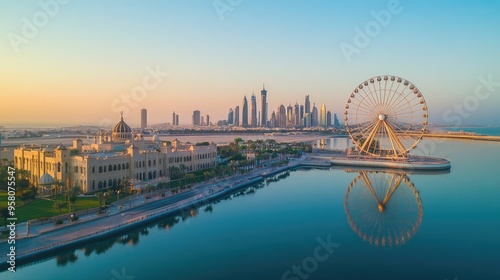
[359,120,382,155]
[360,172,382,204]
[361,87,377,112]
[387,86,415,115]
[351,120,379,141]
[382,174,403,205]
[368,81,383,110]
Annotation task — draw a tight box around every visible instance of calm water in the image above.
[2,138,500,280]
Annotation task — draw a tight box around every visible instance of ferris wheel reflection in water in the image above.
[344,171,423,247]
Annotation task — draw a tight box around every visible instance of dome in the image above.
[113,113,131,134]
[112,112,133,142]
[39,173,54,185]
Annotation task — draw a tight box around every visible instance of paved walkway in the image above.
[0,157,306,266]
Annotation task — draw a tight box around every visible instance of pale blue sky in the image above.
[1,0,499,127]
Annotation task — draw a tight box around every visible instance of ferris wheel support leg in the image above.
[359,120,382,155]
[383,121,407,157]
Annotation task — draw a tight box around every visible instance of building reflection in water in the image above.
[344,171,423,247]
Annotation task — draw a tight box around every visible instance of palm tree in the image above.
[53,180,64,197]
[67,186,81,214]
[95,192,106,213]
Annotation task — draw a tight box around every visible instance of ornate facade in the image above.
[13,114,217,193]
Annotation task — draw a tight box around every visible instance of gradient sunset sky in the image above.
[1,0,499,127]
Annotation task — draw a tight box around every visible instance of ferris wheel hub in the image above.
[378,114,386,121]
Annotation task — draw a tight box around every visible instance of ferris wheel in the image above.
[344,171,423,247]
[344,75,428,158]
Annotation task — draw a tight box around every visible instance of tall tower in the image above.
[320,104,327,126]
[327,111,332,127]
[278,105,286,128]
[192,110,201,126]
[228,108,234,125]
[287,104,293,127]
[251,93,257,128]
[305,95,310,114]
[234,106,240,126]
[294,103,300,126]
[261,84,267,127]
[206,115,210,126]
[312,104,318,126]
[242,96,248,127]
[172,112,176,126]
[141,108,147,128]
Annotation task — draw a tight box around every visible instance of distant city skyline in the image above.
[1,0,500,127]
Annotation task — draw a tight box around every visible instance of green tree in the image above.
[67,186,81,214]
[53,200,67,214]
[95,192,106,213]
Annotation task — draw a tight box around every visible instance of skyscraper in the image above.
[228,108,234,125]
[320,104,327,126]
[261,84,267,127]
[172,112,176,126]
[277,105,286,128]
[251,93,257,128]
[294,103,300,126]
[176,115,179,126]
[234,106,240,126]
[270,111,276,128]
[141,108,147,129]
[206,115,210,126]
[327,111,332,127]
[312,104,318,126]
[287,104,293,127]
[334,113,340,127]
[305,95,310,114]
[300,105,304,124]
[242,95,248,127]
[192,110,201,126]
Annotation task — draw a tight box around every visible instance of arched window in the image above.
[113,179,117,187]
[92,180,95,190]
[126,163,129,169]
[153,170,156,178]
[148,160,151,167]
[113,165,117,171]
[92,166,95,173]
[122,163,125,170]
[98,181,102,189]
[153,159,156,166]
[99,166,103,173]
[118,164,121,171]
[108,165,112,171]
[58,163,61,172]
[108,179,112,187]
[104,166,107,172]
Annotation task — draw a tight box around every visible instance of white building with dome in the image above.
[13,113,218,193]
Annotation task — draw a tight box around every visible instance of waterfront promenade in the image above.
[0,156,315,268]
